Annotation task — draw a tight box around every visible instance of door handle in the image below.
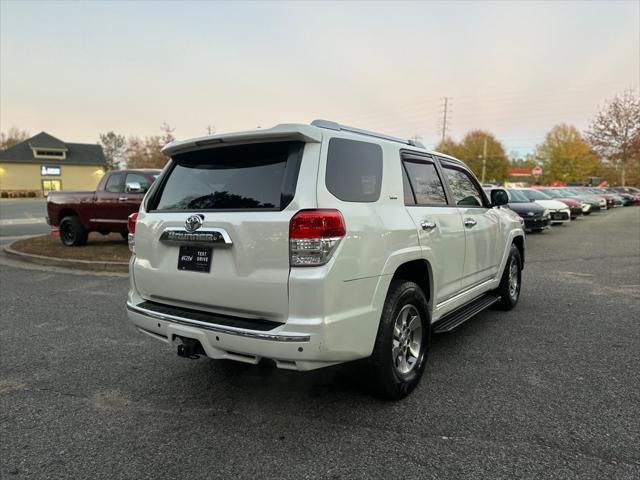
[420,220,437,231]
[464,217,477,228]
[118,197,128,202]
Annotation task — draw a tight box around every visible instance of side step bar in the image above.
[433,294,501,333]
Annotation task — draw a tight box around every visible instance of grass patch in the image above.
[11,233,130,262]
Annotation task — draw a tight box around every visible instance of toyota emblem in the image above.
[185,214,203,233]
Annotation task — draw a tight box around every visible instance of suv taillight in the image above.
[128,212,138,253]
[289,209,345,266]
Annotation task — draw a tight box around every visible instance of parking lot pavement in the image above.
[1,208,639,479]
[0,199,50,243]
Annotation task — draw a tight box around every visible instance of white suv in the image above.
[126,120,525,399]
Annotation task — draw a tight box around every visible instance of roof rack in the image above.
[311,119,425,149]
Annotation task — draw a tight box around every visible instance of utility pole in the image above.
[440,97,450,142]
[481,137,488,184]
[206,125,215,135]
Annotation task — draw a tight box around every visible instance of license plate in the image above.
[178,246,212,273]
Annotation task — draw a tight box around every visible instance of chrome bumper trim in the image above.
[126,303,310,342]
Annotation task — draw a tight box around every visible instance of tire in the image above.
[494,244,522,310]
[366,280,430,400]
[59,216,88,246]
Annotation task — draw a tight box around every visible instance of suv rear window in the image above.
[325,138,382,202]
[152,141,303,211]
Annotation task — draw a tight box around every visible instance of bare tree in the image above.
[126,124,176,169]
[585,89,640,186]
[0,127,29,150]
[99,131,126,170]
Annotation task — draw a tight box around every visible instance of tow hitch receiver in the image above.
[176,338,206,359]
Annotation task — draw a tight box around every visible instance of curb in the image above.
[3,241,129,273]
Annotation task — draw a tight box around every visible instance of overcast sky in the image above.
[1,0,638,156]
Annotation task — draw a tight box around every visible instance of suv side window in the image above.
[104,172,124,193]
[442,166,484,207]
[126,173,151,193]
[402,159,447,205]
[326,138,383,202]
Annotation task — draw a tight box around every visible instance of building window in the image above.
[33,149,66,160]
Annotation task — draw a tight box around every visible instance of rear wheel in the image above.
[494,244,522,310]
[366,280,430,400]
[59,216,88,246]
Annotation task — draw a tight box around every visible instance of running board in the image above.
[433,294,501,333]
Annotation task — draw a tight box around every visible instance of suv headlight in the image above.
[543,209,550,217]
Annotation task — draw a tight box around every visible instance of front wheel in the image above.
[494,244,522,310]
[366,280,430,400]
[59,216,88,246]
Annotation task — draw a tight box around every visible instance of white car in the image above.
[511,188,572,224]
[126,120,526,399]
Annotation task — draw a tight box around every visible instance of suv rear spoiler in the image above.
[162,124,322,157]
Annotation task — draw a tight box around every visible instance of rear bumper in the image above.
[126,293,368,371]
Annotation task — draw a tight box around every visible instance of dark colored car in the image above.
[610,186,640,204]
[490,189,551,232]
[47,169,161,246]
[605,188,637,206]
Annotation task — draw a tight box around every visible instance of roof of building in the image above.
[27,132,67,150]
[0,132,106,166]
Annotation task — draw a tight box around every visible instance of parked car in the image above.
[581,187,623,208]
[613,187,640,205]
[47,169,161,246]
[487,188,550,232]
[538,188,586,218]
[126,120,526,400]
[604,188,637,206]
[609,186,640,204]
[509,188,571,224]
[558,188,606,212]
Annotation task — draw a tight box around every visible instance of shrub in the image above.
[27,191,37,198]
[0,191,8,198]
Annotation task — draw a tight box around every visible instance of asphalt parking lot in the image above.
[1,207,639,479]
[0,199,49,244]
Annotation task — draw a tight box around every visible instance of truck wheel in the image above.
[494,244,522,310]
[366,280,430,400]
[59,216,88,246]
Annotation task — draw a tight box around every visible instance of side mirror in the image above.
[126,181,143,193]
[490,188,509,206]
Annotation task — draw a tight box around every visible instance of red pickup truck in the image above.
[47,169,161,246]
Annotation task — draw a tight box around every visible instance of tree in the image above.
[457,130,509,183]
[0,127,29,150]
[126,123,175,169]
[585,89,640,186]
[99,132,126,170]
[435,136,463,159]
[536,124,599,184]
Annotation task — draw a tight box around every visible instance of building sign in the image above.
[41,165,61,176]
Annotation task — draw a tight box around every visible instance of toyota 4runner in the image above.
[126,120,525,399]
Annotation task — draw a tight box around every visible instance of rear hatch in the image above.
[132,139,315,321]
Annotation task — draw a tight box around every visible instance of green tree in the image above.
[0,127,29,150]
[585,89,640,186]
[457,130,509,183]
[126,123,175,169]
[434,136,463,158]
[99,131,126,170]
[536,124,599,184]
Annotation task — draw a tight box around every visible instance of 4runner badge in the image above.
[185,215,203,233]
